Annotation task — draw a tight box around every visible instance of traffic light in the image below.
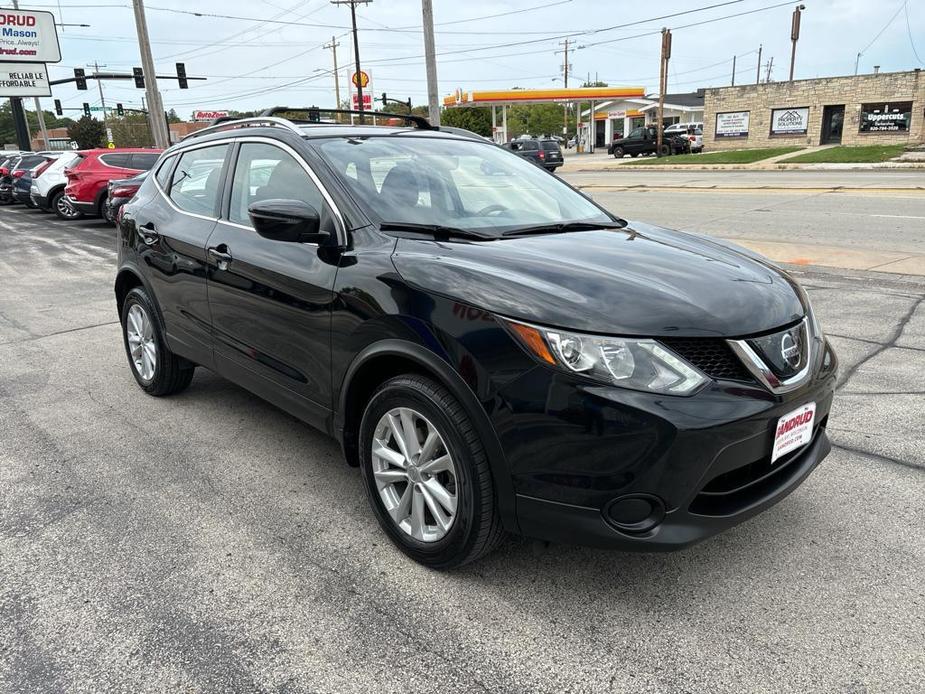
[176,62,188,89]
[74,68,87,90]
[381,92,387,105]
[307,106,320,123]
[54,99,62,116]
[116,103,124,116]
[83,102,91,118]
[133,67,144,89]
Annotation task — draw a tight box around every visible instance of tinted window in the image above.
[229,143,324,227]
[522,141,539,151]
[169,144,228,216]
[540,141,560,151]
[129,153,160,171]
[16,155,45,169]
[155,154,175,189]
[628,127,645,139]
[100,153,132,168]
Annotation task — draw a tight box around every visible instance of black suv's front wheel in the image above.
[359,375,504,568]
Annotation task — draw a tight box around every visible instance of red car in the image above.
[64,148,162,218]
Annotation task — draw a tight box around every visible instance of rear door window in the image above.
[129,152,160,171]
[168,144,228,217]
[99,153,132,168]
[155,154,176,190]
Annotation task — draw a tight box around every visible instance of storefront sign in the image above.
[715,110,749,138]
[193,110,230,121]
[859,101,912,133]
[0,10,60,63]
[770,107,809,135]
[607,110,626,119]
[0,61,50,96]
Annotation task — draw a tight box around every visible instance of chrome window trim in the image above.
[727,318,812,394]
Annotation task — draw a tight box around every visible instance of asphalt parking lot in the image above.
[1,196,923,693]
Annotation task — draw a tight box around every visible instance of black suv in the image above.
[502,138,563,171]
[115,109,836,568]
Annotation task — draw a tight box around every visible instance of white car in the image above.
[30,151,84,219]
[664,123,704,153]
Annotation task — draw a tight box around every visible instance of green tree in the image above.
[441,107,492,137]
[506,103,566,138]
[166,108,181,124]
[67,116,106,149]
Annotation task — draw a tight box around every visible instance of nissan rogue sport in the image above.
[114,109,837,568]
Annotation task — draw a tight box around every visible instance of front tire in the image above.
[120,287,194,396]
[359,375,504,569]
[613,147,624,159]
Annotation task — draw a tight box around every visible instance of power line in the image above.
[858,0,906,57]
[904,1,924,66]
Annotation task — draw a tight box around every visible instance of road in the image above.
[561,173,925,276]
[1,195,923,693]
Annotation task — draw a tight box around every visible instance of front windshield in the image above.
[313,135,612,234]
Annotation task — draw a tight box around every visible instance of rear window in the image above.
[16,155,45,169]
[129,153,160,171]
[541,141,560,151]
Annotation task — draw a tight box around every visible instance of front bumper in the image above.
[495,340,838,550]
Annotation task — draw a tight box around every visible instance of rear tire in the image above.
[52,190,83,220]
[120,287,195,396]
[359,375,505,569]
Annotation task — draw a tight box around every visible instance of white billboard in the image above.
[715,111,749,138]
[0,61,50,96]
[770,107,809,135]
[0,10,61,63]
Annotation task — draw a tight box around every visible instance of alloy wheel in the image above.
[371,407,458,542]
[126,304,157,381]
[57,196,78,219]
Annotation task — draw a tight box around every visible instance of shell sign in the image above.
[351,71,369,88]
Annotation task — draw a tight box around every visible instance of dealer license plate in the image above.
[771,402,816,463]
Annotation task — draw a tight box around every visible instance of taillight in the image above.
[12,170,24,178]
[538,150,545,159]
[33,160,53,177]
[0,167,7,176]
[111,186,139,197]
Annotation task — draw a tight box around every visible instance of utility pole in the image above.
[323,36,341,108]
[332,0,371,118]
[789,4,805,82]
[92,61,108,120]
[756,44,763,84]
[558,38,571,136]
[421,0,440,126]
[132,0,170,148]
[731,55,737,86]
[656,27,671,157]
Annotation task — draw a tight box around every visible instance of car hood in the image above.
[392,222,805,337]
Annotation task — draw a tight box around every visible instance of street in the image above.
[1,187,924,692]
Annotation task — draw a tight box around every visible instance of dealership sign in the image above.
[715,110,749,138]
[860,102,912,133]
[770,107,809,135]
[0,10,61,63]
[0,61,50,96]
[193,110,230,122]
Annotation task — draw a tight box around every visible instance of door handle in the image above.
[207,245,233,269]
[138,222,159,245]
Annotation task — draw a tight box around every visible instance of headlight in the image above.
[503,319,708,396]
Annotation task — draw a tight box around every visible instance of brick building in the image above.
[703,69,925,150]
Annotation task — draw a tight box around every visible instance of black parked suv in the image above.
[502,137,563,171]
[115,109,837,568]
[608,125,690,158]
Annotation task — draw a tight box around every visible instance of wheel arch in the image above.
[114,264,165,330]
[335,339,519,533]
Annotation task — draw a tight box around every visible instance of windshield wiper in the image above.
[379,222,495,241]
[501,220,626,237]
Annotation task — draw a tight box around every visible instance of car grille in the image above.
[659,337,754,382]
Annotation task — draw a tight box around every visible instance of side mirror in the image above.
[248,199,328,244]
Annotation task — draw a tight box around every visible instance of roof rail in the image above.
[258,106,436,130]
[181,116,304,141]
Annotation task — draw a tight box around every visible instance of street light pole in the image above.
[131,0,169,148]
[421,0,440,126]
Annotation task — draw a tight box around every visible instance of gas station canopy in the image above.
[444,86,645,107]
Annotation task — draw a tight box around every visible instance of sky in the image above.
[17,0,925,119]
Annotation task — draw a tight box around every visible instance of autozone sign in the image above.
[193,110,230,121]
[0,10,61,63]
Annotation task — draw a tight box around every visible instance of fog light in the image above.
[603,494,665,534]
